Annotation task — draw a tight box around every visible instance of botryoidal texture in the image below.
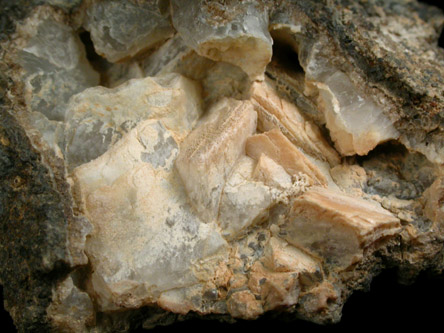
[0,0,443,332]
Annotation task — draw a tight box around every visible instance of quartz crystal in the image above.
[1,1,444,332]
[314,70,399,156]
[171,0,272,79]
[18,11,100,122]
[64,73,202,169]
[83,0,174,62]
[72,119,228,311]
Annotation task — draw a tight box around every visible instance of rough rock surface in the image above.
[0,1,443,332]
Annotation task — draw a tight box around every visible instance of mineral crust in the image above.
[1,0,444,332]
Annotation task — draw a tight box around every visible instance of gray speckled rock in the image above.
[1,1,444,332]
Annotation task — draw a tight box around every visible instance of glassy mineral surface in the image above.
[0,1,443,332]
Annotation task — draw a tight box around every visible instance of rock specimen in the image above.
[0,0,443,332]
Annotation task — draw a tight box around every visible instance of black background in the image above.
[1,0,444,332]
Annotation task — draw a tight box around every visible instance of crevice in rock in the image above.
[267,30,306,97]
[70,264,92,293]
[265,32,339,157]
[265,30,326,135]
[270,36,305,81]
[357,140,438,200]
[78,30,113,86]
[357,140,408,159]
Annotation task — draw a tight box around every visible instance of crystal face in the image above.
[19,18,100,121]
[304,41,400,156]
[73,118,228,311]
[64,73,202,170]
[1,1,444,332]
[83,0,174,62]
[171,0,273,80]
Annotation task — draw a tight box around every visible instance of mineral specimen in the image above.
[1,0,443,332]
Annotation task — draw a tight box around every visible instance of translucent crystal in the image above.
[20,18,99,121]
[171,0,272,79]
[83,0,174,62]
[305,42,399,155]
[318,71,399,155]
[141,34,251,106]
[72,119,228,311]
[64,73,202,170]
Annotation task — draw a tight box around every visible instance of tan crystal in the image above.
[252,154,293,190]
[246,129,328,186]
[251,81,340,166]
[175,98,257,222]
[248,236,321,311]
[281,187,401,268]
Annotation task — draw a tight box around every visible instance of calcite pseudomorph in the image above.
[0,1,443,332]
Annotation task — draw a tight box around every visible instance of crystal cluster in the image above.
[1,1,443,332]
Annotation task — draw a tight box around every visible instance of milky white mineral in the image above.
[1,1,443,332]
[64,73,202,169]
[72,118,228,311]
